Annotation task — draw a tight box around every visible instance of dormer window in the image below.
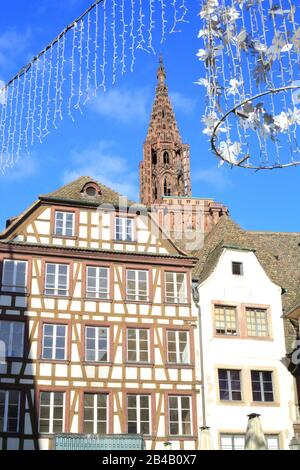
[86,187,97,197]
[232,262,243,276]
[82,182,101,197]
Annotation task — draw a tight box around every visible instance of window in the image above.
[2,260,27,293]
[251,371,274,402]
[0,321,24,358]
[54,211,75,237]
[127,395,150,435]
[169,396,192,436]
[127,329,149,363]
[152,150,157,166]
[39,391,65,434]
[83,182,101,197]
[85,327,109,362]
[84,394,108,434]
[126,270,149,302]
[220,434,245,450]
[218,369,242,401]
[164,178,171,196]
[86,266,109,300]
[266,435,280,450]
[165,272,187,304]
[86,187,97,197]
[45,263,69,296]
[215,305,238,336]
[232,262,243,276]
[0,390,20,433]
[163,151,170,165]
[220,434,280,450]
[42,324,67,361]
[167,330,190,364]
[115,217,134,242]
[246,308,269,337]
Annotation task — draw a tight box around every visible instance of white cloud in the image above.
[90,88,150,124]
[0,29,32,71]
[62,141,139,201]
[169,92,196,113]
[0,153,39,181]
[193,165,232,190]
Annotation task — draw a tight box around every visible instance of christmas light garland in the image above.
[0,0,189,173]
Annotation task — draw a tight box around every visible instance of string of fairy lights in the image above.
[0,0,189,173]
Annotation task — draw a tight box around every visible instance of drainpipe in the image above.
[192,281,207,428]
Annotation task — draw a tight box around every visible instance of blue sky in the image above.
[0,0,299,233]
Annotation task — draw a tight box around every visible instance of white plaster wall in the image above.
[195,248,295,450]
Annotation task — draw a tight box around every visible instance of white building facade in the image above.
[194,246,296,450]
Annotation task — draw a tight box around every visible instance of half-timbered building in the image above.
[0,176,199,450]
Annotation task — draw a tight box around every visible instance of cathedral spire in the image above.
[157,54,166,85]
[146,56,181,144]
[140,58,192,205]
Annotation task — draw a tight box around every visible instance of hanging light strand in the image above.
[0,0,190,173]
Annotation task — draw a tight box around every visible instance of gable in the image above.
[0,201,187,258]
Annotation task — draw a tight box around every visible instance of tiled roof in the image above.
[287,286,300,317]
[40,176,136,207]
[192,217,255,283]
[192,215,300,352]
[0,240,195,261]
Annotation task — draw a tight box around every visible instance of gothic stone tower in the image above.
[140,56,192,206]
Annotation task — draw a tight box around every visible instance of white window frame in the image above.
[220,433,280,450]
[54,211,75,237]
[0,390,20,433]
[115,217,134,242]
[127,395,151,435]
[0,320,25,358]
[86,266,109,300]
[220,434,245,450]
[165,272,188,304]
[85,326,109,362]
[42,324,67,361]
[214,305,238,336]
[126,328,150,363]
[246,308,269,337]
[169,395,192,437]
[44,263,69,297]
[39,391,65,434]
[2,260,28,293]
[167,330,190,364]
[83,393,108,435]
[266,435,280,450]
[126,270,149,302]
[218,369,242,401]
[251,370,274,402]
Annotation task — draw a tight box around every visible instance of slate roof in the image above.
[192,215,300,352]
[40,176,135,207]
